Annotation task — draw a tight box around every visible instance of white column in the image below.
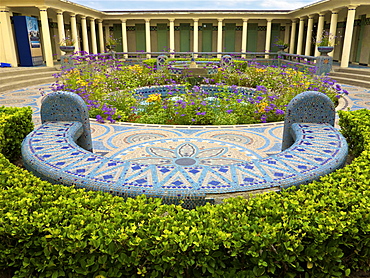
[145,19,151,58]
[241,19,248,57]
[329,10,339,57]
[283,23,290,45]
[70,13,79,52]
[104,25,110,43]
[296,17,305,55]
[265,19,272,59]
[121,19,128,58]
[0,7,18,66]
[80,16,89,53]
[289,19,297,54]
[169,18,175,57]
[56,10,65,44]
[90,18,97,54]
[193,19,199,57]
[314,13,325,57]
[305,15,314,56]
[217,18,223,58]
[341,6,358,67]
[38,6,54,67]
[98,20,104,53]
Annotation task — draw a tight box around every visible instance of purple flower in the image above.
[96,115,105,123]
[275,109,285,115]
[226,109,233,114]
[256,85,267,93]
[107,115,115,123]
[260,115,267,123]
[200,101,206,106]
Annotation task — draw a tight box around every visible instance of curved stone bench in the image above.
[21,91,348,208]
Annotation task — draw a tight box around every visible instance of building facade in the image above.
[1,0,370,68]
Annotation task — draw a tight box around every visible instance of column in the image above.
[314,12,325,57]
[283,23,290,46]
[121,19,128,58]
[104,25,110,43]
[89,18,97,54]
[241,19,248,58]
[80,16,89,53]
[145,19,151,58]
[0,7,18,66]
[265,19,272,59]
[98,20,104,53]
[169,19,175,57]
[193,19,199,57]
[217,18,223,58]
[70,13,79,52]
[329,10,339,57]
[341,6,358,67]
[296,17,305,55]
[289,19,297,54]
[56,10,65,44]
[38,6,54,67]
[305,15,314,56]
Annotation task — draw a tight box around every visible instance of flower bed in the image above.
[51,58,348,125]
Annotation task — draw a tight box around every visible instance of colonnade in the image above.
[0,2,366,69]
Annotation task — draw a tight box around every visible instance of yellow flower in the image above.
[146,93,161,102]
[257,102,269,113]
[255,68,266,73]
[128,64,143,74]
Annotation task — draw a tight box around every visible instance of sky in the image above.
[70,0,320,11]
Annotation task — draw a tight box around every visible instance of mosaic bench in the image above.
[21,91,348,208]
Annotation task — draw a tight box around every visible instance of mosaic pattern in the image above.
[282,91,335,151]
[21,91,348,207]
[21,120,348,208]
[41,91,93,152]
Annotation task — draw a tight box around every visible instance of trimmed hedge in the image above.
[0,106,33,162]
[1,108,370,277]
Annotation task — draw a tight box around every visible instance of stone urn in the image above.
[60,45,75,54]
[317,46,334,56]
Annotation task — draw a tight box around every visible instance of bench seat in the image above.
[22,120,348,207]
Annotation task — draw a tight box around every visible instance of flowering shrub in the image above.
[50,55,348,125]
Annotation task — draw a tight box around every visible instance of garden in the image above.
[1,58,369,278]
[52,56,348,125]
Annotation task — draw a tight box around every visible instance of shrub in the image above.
[0,106,33,162]
[1,108,370,277]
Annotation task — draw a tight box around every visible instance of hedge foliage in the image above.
[0,108,370,277]
[0,106,33,162]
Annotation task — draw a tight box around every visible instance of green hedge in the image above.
[1,108,370,277]
[0,106,33,162]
